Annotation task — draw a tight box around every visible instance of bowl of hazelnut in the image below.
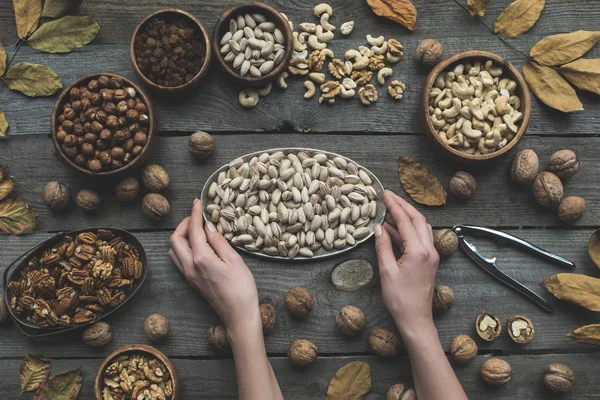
[51,73,157,177]
[130,8,212,93]
[421,50,531,163]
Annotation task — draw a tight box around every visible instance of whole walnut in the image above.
[207,325,230,352]
[533,172,564,209]
[386,383,416,400]
[432,285,454,313]
[481,357,511,385]
[0,292,8,324]
[81,321,112,347]
[188,131,215,160]
[511,149,539,185]
[285,287,314,319]
[434,229,458,256]
[544,363,575,393]
[548,150,579,180]
[142,193,171,221]
[450,334,478,364]
[43,181,70,211]
[287,339,317,367]
[260,302,277,335]
[558,196,586,224]
[450,171,476,200]
[368,328,398,358]
[114,177,140,202]
[76,189,101,212]
[144,313,169,342]
[142,164,170,192]
[416,39,443,67]
[336,305,366,337]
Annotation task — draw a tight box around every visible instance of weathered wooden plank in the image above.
[0,134,597,231]
[0,228,598,358]
[0,354,598,399]
[1,37,599,135]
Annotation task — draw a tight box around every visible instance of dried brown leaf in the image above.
[12,0,42,39]
[33,368,82,400]
[543,273,600,311]
[0,42,6,76]
[0,197,38,235]
[523,61,583,113]
[20,355,51,393]
[468,0,489,17]
[494,0,545,38]
[589,230,600,272]
[4,62,62,97]
[568,324,600,346]
[0,107,8,137]
[560,59,600,95]
[326,361,372,400]
[41,0,83,19]
[0,177,15,201]
[0,165,6,181]
[366,0,417,31]
[530,30,600,67]
[398,157,447,206]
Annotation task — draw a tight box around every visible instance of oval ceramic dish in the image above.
[3,228,147,337]
[201,148,386,260]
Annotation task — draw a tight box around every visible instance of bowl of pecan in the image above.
[95,344,178,400]
[4,228,147,336]
[51,73,157,178]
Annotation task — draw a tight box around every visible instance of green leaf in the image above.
[0,107,8,136]
[33,369,82,400]
[20,355,51,393]
[0,42,6,76]
[4,62,62,97]
[0,197,38,235]
[12,0,42,39]
[26,15,99,53]
[41,0,83,19]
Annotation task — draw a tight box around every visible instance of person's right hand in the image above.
[374,190,440,333]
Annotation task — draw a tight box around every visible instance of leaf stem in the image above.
[4,16,43,75]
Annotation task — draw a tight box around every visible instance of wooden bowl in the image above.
[51,73,157,179]
[95,344,179,399]
[213,2,293,86]
[130,8,212,93]
[421,50,531,163]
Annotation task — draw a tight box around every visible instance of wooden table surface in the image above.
[1,0,599,398]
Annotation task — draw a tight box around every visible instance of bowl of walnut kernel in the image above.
[95,344,179,400]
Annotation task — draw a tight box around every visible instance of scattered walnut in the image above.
[335,305,366,336]
[416,39,443,67]
[548,150,579,180]
[432,285,454,313]
[142,193,171,221]
[188,131,215,160]
[328,59,346,79]
[358,84,378,105]
[481,358,511,385]
[82,321,112,347]
[289,57,309,76]
[351,70,373,86]
[320,81,342,99]
[532,172,564,209]
[307,49,329,72]
[510,149,539,185]
[450,334,477,363]
[507,315,534,344]
[387,39,404,58]
[260,302,277,335]
[388,80,406,100]
[368,328,398,358]
[207,325,230,352]
[434,229,458,256]
[367,55,385,71]
[142,164,170,193]
[76,189,102,212]
[450,171,476,200]
[475,312,501,341]
[285,287,314,319]
[544,363,575,393]
[386,383,416,400]
[145,313,169,342]
[558,196,586,224]
[288,339,317,367]
[114,176,140,202]
[43,181,70,211]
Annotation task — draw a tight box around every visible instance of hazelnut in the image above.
[368,328,398,358]
[42,181,70,211]
[188,131,215,160]
[114,177,140,202]
[260,303,277,335]
[548,149,579,180]
[434,229,458,256]
[450,334,477,363]
[449,171,476,200]
[416,39,443,67]
[142,164,170,192]
[481,358,511,385]
[285,287,314,319]
[0,292,8,323]
[76,189,102,212]
[507,315,534,344]
[432,285,454,313]
[558,196,586,224]
[335,305,366,337]
[475,311,501,341]
[287,339,317,367]
[81,321,112,347]
[142,193,171,221]
[207,325,230,352]
[144,313,169,342]
[386,383,416,400]
[511,149,539,185]
[533,172,564,208]
[544,363,575,393]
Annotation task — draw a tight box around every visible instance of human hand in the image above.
[168,199,261,336]
[374,190,439,335]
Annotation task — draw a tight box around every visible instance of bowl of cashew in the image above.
[421,50,531,162]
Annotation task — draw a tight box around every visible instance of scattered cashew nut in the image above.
[315,25,335,43]
[257,82,272,97]
[320,13,336,31]
[239,88,259,108]
[314,3,333,17]
[309,72,326,84]
[366,34,385,47]
[308,35,327,50]
[299,22,317,33]
[340,21,354,35]
[371,41,388,56]
[304,80,316,99]
[276,72,289,89]
[377,67,393,85]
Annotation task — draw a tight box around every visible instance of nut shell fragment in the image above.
[386,383,416,400]
[507,315,534,344]
[475,312,501,341]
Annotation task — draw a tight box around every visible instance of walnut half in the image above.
[507,315,534,344]
[475,311,501,341]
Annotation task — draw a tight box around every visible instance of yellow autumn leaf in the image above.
[326,362,372,400]
[468,0,489,17]
[12,0,42,39]
[20,355,51,393]
[523,61,583,113]
[494,0,545,38]
[0,42,6,76]
[0,107,8,137]
[560,59,600,95]
[543,273,600,311]
[398,156,447,206]
[568,324,600,346]
[530,30,600,67]
[589,229,600,272]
